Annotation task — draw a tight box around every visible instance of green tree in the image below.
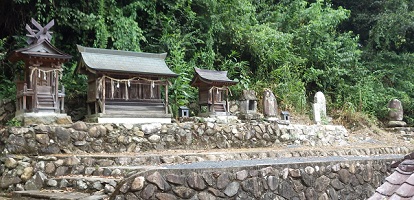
[5,0,409,124]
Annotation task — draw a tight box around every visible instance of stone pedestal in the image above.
[387,99,406,127]
[16,113,72,126]
[387,120,406,127]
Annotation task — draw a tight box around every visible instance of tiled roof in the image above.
[8,40,72,62]
[194,68,235,82]
[369,153,414,200]
[190,67,237,87]
[77,45,177,77]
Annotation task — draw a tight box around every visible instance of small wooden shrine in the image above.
[190,67,237,116]
[76,45,177,123]
[8,18,72,124]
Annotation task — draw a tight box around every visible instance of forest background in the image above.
[0,0,414,126]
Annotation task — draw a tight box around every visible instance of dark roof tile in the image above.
[191,67,237,87]
[394,181,414,198]
[404,174,414,186]
[368,192,387,200]
[77,45,177,77]
[194,68,233,82]
[396,167,414,175]
[376,181,403,196]
[9,40,71,62]
[392,153,414,169]
[399,160,414,172]
[371,152,414,200]
[386,171,412,185]
[388,193,414,200]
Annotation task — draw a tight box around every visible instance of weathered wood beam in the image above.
[33,69,38,112]
[165,85,168,114]
[102,76,106,114]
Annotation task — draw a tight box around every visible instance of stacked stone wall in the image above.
[0,122,408,199]
[113,159,392,199]
[0,121,349,155]
[0,99,15,125]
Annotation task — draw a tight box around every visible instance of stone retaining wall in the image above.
[0,99,15,125]
[0,121,348,155]
[0,146,410,193]
[385,127,414,143]
[0,122,401,199]
[111,158,393,200]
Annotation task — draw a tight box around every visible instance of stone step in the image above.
[8,145,412,172]
[13,190,108,200]
[105,102,164,107]
[213,104,225,112]
[35,145,412,166]
[38,104,55,108]
[98,113,171,118]
[103,110,166,116]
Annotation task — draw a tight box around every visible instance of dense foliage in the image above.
[1,0,414,124]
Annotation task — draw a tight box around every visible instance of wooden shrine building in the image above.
[191,67,237,116]
[76,45,178,123]
[8,18,72,125]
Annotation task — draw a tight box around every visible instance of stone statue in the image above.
[313,91,327,124]
[387,99,406,127]
[263,89,278,118]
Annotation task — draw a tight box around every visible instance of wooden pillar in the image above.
[198,90,202,113]
[211,87,215,113]
[60,85,65,112]
[165,82,168,114]
[139,84,142,99]
[226,88,229,113]
[87,104,91,115]
[158,82,161,99]
[102,76,106,114]
[33,69,38,112]
[54,69,59,112]
[23,83,27,111]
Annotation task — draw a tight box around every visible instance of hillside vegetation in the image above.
[1,0,414,125]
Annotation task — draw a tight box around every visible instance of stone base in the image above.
[238,112,263,120]
[277,120,290,125]
[265,117,279,122]
[97,117,172,124]
[200,115,239,123]
[85,113,173,124]
[198,112,230,117]
[387,120,407,127]
[16,113,72,126]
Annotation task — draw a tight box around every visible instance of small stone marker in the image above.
[262,89,278,119]
[239,90,261,120]
[387,99,406,127]
[313,91,327,124]
[388,99,403,121]
[240,90,258,113]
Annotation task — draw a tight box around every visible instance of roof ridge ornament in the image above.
[26,18,54,45]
